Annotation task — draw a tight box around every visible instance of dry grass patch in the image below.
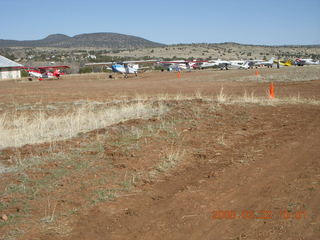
[216,88,320,106]
[235,66,320,82]
[1,89,318,150]
[149,148,185,178]
[0,101,168,149]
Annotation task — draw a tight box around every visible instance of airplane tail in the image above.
[294,58,305,66]
[131,64,139,70]
[240,61,250,69]
[269,57,275,63]
[284,60,292,67]
[284,60,293,66]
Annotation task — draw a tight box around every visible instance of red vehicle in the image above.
[25,65,70,80]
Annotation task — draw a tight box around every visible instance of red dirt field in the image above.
[0,68,320,240]
[0,67,320,106]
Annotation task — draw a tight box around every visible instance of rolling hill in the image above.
[0,33,165,49]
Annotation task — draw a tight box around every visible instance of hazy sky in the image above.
[1,0,319,45]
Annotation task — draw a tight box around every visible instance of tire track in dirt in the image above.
[60,105,320,240]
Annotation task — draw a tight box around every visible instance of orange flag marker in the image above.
[177,71,181,79]
[269,82,275,99]
[255,70,260,76]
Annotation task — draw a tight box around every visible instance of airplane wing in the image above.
[85,62,116,66]
[138,66,151,70]
[121,60,157,64]
[158,61,185,64]
[85,62,114,66]
[159,60,207,64]
[20,66,44,72]
[86,60,157,66]
[37,65,70,69]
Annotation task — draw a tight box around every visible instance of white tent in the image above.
[0,55,23,80]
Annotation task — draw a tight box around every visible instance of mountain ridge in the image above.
[0,33,319,49]
[0,33,165,49]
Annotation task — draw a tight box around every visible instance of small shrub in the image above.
[79,66,93,74]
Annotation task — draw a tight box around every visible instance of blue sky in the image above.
[1,0,319,45]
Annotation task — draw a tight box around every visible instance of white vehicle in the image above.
[254,58,275,68]
[26,65,70,80]
[200,59,232,70]
[197,61,219,69]
[85,60,156,78]
[158,60,207,71]
[295,58,320,65]
[237,61,252,69]
[200,59,251,70]
[229,60,245,67]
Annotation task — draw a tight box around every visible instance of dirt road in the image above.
[63,104,320,240]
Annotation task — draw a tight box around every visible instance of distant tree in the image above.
[21,70,29,77]
[79,66,93,74]
[3,53,15,60]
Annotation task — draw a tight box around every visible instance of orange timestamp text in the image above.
[211,210,307,220]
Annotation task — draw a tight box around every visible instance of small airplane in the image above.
[254,58,275,68]
[234,61,252,69]
[199,59,252,70]
[195,59,231,70]
[25,65,70,80]
[195,61,219,69]
[211,59,232,70]
[85,60,156,78]
[294,58,320,66]
[273,59,293,66]
[229,60,255,69]
[229,60,245,67]
[158,60,207,71]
